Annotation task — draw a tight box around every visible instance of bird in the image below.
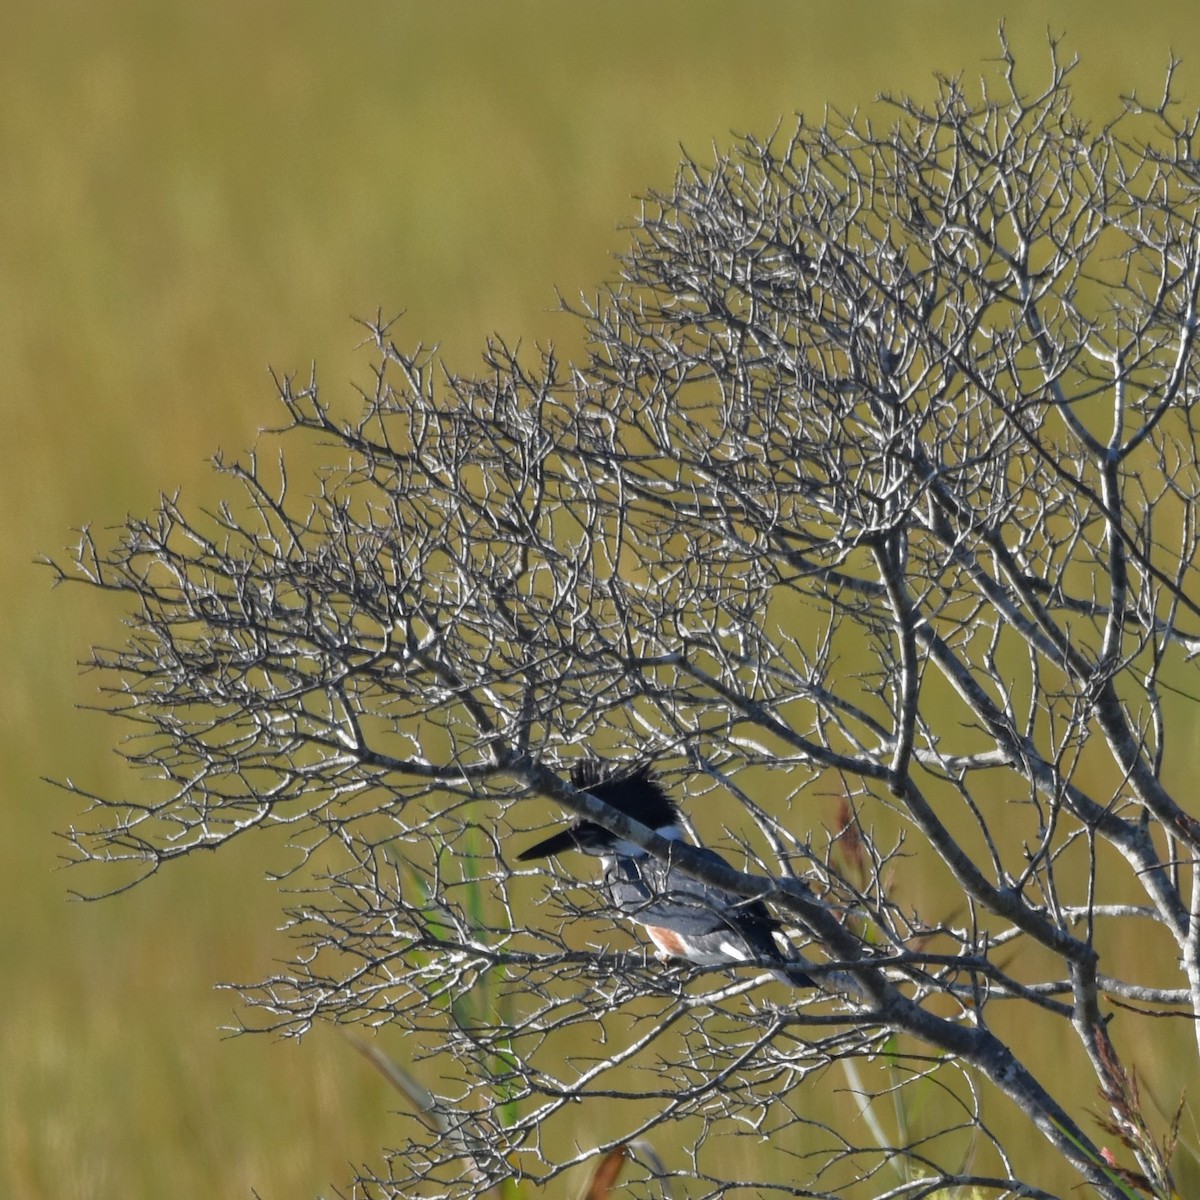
[518,760,813,987]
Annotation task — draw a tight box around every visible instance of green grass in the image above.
[6,3,1200,1196]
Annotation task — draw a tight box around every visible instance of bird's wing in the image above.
[602,855,721,935]
[603,845,764,937]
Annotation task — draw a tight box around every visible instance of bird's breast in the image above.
[644,925,690,958]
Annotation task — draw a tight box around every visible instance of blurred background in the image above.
[5,3,1200,1196]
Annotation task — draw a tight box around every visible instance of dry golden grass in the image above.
[6,3,1200,1196]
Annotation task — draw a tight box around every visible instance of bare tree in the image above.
[51,35,1200,1199]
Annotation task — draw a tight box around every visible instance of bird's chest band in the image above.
[644,925,690,958]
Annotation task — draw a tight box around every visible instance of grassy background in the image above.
[6,3,1200,1196]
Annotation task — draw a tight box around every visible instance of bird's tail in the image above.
[771,961,816,988]
[740,923,815,988]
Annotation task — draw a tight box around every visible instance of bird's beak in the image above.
[516,825,579,861]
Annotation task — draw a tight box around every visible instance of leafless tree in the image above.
[51,35,1200,1200]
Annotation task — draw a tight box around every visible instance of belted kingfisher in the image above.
[518,760,813,987]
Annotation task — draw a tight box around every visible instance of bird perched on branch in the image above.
[518,760,814,987]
